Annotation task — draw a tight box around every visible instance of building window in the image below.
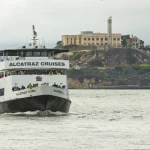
[88,43,91,45]
[101,43,103,45]
[26,51,32,57]
[105,43,107,45]
[92,43,94,45]
[41,51,47,56]
[33,51,40,56]
[0,88,4,96]
[74,38,76,45]
[48,51,52,57]
[84,38,86,40]
[96,38,99,41]
[67,38,68,44]
[113,38,116,41]
[96,43,99,45]
[101,38,103,41]
[19,51,24,57]
[105,38,108,41]
[71,38,72,44]
[88,38,90,40]
[117,38,120,41]
[92,38,94,41]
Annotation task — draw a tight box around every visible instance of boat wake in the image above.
[1,110,70,117]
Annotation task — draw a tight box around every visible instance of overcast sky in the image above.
[0,0,150,49]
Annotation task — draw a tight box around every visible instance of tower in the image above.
[107,16,112,47]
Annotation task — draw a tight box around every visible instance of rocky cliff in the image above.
[59,46,150,88]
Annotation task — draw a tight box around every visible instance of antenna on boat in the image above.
[31,25,39,49]
[42,37,44,48]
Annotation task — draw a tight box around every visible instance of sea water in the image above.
[0,90,150,150]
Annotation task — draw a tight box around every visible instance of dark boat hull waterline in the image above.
[0,95,71,114]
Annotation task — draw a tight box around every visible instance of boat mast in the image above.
[32,25,38,48]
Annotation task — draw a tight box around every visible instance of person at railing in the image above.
[49,70,53,75]
[56,71,61,75]
[52,82,57,87]
[0,73,4,78]
[12,85,20,91]
[27,83,32,89]
[21,85,26,90]
[33,83,38,87]
[5,69,64,76]
[62,85,66,89]
[34,71,37,75]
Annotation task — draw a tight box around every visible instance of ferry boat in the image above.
[0,25,71,113]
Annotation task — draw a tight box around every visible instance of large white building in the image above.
[62,17,121,48]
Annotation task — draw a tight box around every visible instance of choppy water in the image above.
[0,90,150,150]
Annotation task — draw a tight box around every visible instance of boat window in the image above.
[41,51,47,56]
[33,51,40,57]
[0,88,4,96]
[25,51,32,57]
[11,71,16,75]
[19,51,24,57]
[0,73,4,78]
[48,51,52,57]
[5,72,11,77]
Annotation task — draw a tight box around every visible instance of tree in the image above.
[121,35,130,47]
[56,41,63,46]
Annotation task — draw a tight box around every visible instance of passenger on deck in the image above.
[33,83,38,88]
[0,73,3,78]
[12,85,20,91]
[27,83,32,89]
[49,70,53,75]
[34,71,37,74]
[56,71,61,75]
[21,71,24,75]
[62,85,66,89]
[52,82,57,87]
[21,85,26,90]
[35,83,38,87]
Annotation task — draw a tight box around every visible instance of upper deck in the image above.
[0,25,70,70]
[0,48,69,70]
[0,48,69,58]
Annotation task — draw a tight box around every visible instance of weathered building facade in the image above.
[62,32,121,47]
[121,35,144,49]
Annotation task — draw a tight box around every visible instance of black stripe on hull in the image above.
[0,95,71,114]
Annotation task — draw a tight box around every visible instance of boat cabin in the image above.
[0,48,69,61]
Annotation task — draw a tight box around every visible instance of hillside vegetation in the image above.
[58,45,150,88]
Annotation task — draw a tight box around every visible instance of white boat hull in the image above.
[0,86,71,113]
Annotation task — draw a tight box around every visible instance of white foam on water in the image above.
[2,110,69,117]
